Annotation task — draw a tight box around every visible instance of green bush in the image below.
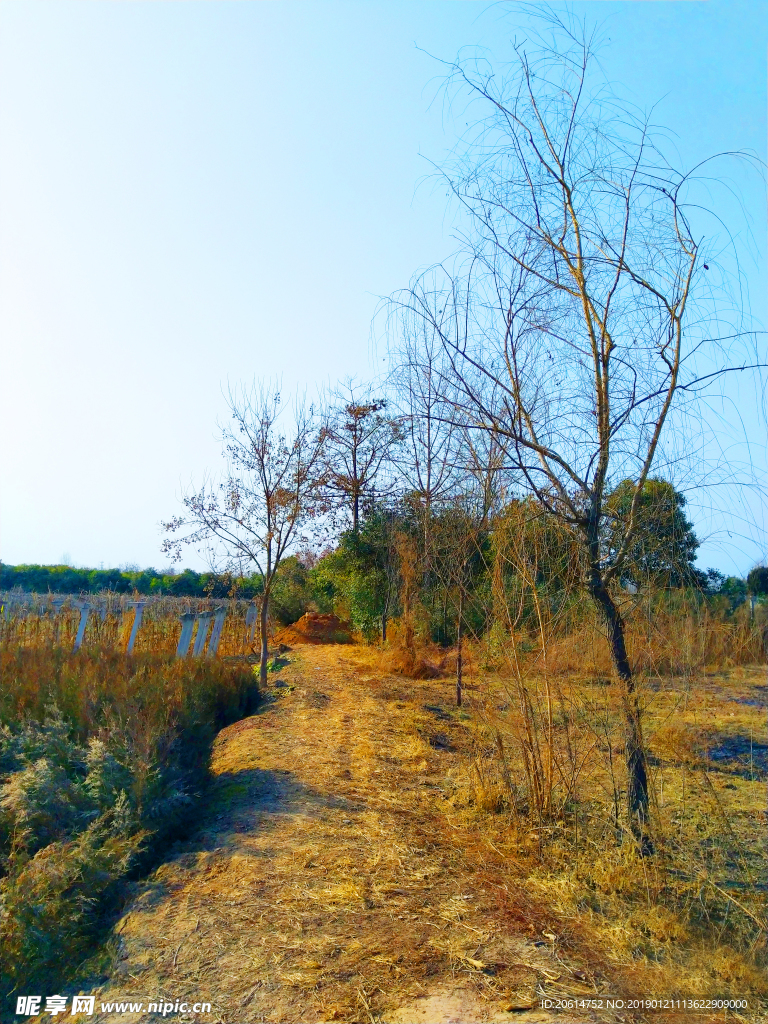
[307,513,400,640]
[269,556,314,624]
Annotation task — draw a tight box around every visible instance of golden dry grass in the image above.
[61,646,765,1024]
[73,646,630,1024]
[437,657,767,1019]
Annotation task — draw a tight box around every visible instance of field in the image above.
[0,595,765,1023]
[0,592,256,658]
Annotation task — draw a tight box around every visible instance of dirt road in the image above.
[87,647,615,1023]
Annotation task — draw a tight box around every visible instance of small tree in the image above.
[162,382,326,686]
[429,496,489,706]
[322,379,400,534]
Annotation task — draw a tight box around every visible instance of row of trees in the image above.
[0,564,260,598]
[164,12,765,849]
[301,486,768,638]
[3,542,761,620]
[161,376,762,851]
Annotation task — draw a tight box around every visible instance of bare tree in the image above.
[391,12,763,846]
[322,379,400,533]
[163,382,326,686]
[388,317,460,537]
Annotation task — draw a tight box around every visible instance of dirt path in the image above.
[87,647,618,1024]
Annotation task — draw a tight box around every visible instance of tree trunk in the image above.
[589,576,652,851]
[259,592,270,689]
[381,612,387,644]
[403,584,414,651]
[456,589,464,707]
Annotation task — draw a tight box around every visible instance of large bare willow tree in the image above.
[163,383,326,686]
[390,12,763,845]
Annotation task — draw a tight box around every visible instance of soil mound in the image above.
[384,645,441,679]
[274,611,353,646]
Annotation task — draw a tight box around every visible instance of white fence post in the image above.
[73,602,91,651]
[176,611,196,657]
[207,607,227,657]
[192,612,213,657]
[245,603,258,648]
[51,597,68,644]
[126,601,147,654]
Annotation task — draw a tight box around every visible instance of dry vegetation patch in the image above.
[54,647,766,1024]
[0,649,259,1006]
[80,647,632,1024]
[453,658,767,1014]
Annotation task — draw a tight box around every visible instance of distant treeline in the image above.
[0,563,262,598]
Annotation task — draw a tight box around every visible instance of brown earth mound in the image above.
[274,611,353,646]
[384,645,442,679]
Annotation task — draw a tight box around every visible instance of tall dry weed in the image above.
[0,648,258,995]
[460,590,767,1000]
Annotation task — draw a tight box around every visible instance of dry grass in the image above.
[54,643,765,1024]
[492,601,767,680]
[0,647,259,739]
[0,648,259,998]
[381,645,442,680]
[81,646,626,1024]
[449,655,767,1013]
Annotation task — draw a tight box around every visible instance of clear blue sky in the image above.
[1,1,765,575]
